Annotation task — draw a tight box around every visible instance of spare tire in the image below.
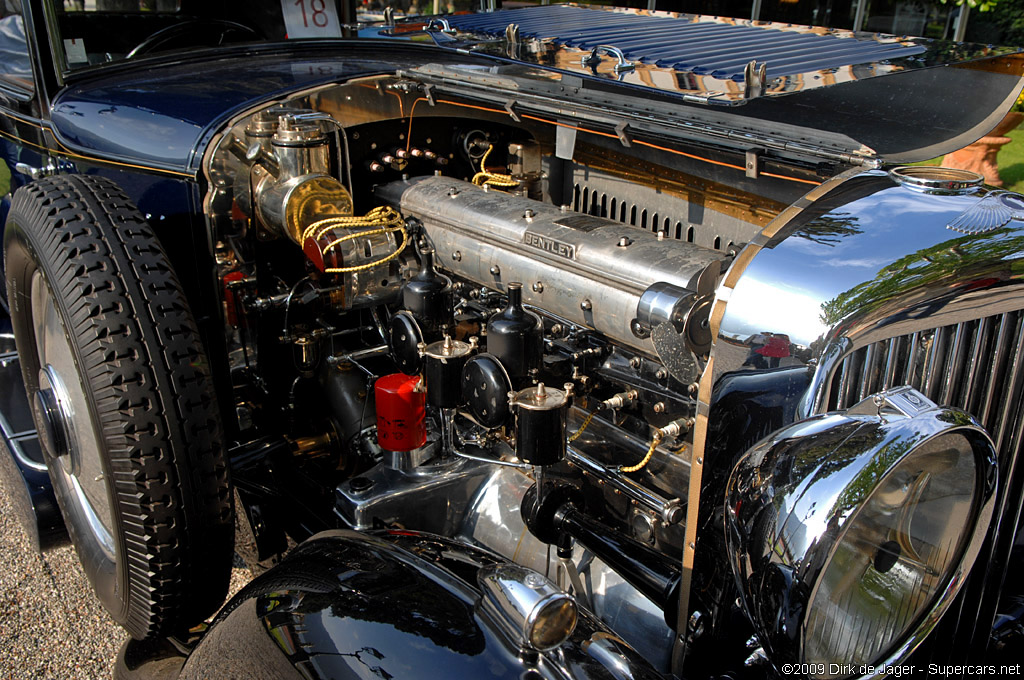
[3,174,233,639]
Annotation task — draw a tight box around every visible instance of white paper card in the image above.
[281,0,342,39]
[63,38,88,64]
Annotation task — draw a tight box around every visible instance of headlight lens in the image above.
[529,596,579,650]
[803,432,977,674]
[726,387,997,679]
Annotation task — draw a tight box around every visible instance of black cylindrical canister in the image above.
[486,282,542,385]
[422,336,473,408]
[511,383,568,466]
[402,248,453,337]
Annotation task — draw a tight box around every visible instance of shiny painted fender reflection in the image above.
[179,530,663,680]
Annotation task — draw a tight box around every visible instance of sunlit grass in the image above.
[999,128,1024,192]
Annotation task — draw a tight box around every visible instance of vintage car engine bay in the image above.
[3,3,1024,678]
[196,52,1021,677]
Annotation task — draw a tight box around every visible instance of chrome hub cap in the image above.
[34,366,73,463]
[30,271,116,560]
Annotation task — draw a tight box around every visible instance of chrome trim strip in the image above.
[677,166,869,674]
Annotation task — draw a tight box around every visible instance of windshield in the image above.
[49,0,362,72]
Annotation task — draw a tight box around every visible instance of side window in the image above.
[0,0,32,92]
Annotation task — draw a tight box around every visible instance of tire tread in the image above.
[4,175,233,638]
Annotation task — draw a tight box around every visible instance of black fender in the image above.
[0,433,67,552]
[177,530,664,680]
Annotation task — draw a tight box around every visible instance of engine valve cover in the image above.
[376,177,724,356]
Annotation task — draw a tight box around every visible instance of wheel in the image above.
[126,19,260,59]
[3,175,233,639]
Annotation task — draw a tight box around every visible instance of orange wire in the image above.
[409,98,821,187]
[386,90,406,118]
[436,99,505,115]
[634,139,746,172]
[357,82,405,118]
[406,97,429,151]
[762,171,821,186]
[521,114,619,141]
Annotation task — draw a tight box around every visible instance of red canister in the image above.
[374,373,427,452]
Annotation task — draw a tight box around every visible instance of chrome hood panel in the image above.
[714,169,1024,412]
[445,5,928,92]
[710,170,1024,658]
[422,5,1024,163]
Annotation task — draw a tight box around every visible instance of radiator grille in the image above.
[826,311,1024,451]
[824,309,1024,658]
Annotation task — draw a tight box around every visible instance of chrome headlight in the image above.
[477,563,578,651]
[726,387,996,678]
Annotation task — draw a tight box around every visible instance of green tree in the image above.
[963,0,1024,43]
[941,0,999,13]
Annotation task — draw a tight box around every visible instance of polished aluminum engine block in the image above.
[376,176,725,357]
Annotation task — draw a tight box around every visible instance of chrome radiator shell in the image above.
[376,177,723,354]
[711,168,1024,660]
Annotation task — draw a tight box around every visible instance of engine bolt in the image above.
[532,281,544,293]
[448,186,460,197]
[617,236,631,247]
[550,323,563,336]
[490,265,501,275]
[523,209,536,222]
[580,299,592,311]
[629,357,642,369]
[655,368,667,379]
[653,402,666,413]
[452,251,462,261]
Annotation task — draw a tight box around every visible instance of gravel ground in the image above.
[0,440,253,680]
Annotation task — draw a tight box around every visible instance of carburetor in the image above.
[242,110,405,309]
[247,110,354,244]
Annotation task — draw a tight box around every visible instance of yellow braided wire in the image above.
[324,225,410,274]
[567,410,596,443]
[620,430,663,474]
[471,145,519,188]
[321,222,403,253]
[302,205,402,242]
[301,205,409,275]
